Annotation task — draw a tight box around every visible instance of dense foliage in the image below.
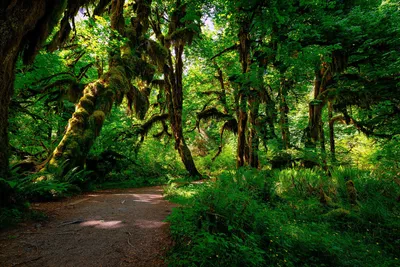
[0,0,399,265]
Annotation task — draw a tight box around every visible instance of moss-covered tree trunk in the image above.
[279,79,290,150]
[237,25,251,168]
[47,0,136,174]
[237,94,248,168]
[0,1,75,204]
[307,67,331,149]
[164,43,200,177]
[48,65,126,172]
[152,0,200,177]
[328,100,336,161]
[0,55,14,179]
[0,1,53,178]
[248,93,260,168]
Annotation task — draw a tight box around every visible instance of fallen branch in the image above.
[58,219,85,227]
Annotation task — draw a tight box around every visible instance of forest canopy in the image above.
[0,0,399,265]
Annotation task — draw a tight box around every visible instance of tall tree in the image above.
[149,0,201,176]
[0,0,72,178]
[48,0,154,173]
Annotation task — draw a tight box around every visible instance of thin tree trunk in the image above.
[237,94,248,168]
[248,93,260,168]
[216,66,229,114]
[307,67,331,150]
[328,101,336,161]
[237,25,251,168]
[307,65,332,170]
[279,79,290,150]
[164,44,200,177]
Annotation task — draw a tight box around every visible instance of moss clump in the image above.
[108,66,130,93]
[323,208,351,220]
[74,107,90,124]
[146,39,168,70]
[346,180,358,205]
[92,110,105,127]
[83,83,97,97]
[79,96,95,113]
[83,129,95,143]
[68,117,84,128]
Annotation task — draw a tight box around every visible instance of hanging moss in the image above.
[168,26,197,46]
[22,0,70,64]
[145,39,168,70]
[92,110,105,127]
[108,66,130,93]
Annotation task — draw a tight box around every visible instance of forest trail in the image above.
[0,186,177,267]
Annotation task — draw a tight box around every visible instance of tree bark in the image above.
[0,1,68,177]
[237,25,251,168]
[248,92,260,168]
[279,78,290,150]
[47,64,129,172]
[307,66,332,150]
[154,0,200,177]
[328,101,336,161]
[237,95,248,168]
[47,0,139,174]
[0,55,14,178]
[164,44,200,177]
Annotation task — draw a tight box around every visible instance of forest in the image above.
[0,0,399,266]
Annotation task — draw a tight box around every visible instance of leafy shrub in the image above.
[167,168,400,266]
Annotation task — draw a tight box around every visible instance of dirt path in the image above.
[0,186,177,267]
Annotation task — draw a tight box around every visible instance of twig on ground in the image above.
[12,256,43,266]
[58,219,85,227]
[56,231,80,235]
[127,238,135,248]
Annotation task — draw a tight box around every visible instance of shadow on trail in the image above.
[0,186,176,267]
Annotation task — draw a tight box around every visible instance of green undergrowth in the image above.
[0,205,48,230]
[165,167,400,266]
[0,159,175,229]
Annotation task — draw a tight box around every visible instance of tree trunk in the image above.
[47,0,134,174]
[158,1,200,177]
[237,93,248,168]
[164,72,200,177]
[248,92,260,168]
[216,66,229,114]
[0,56,14,179]
[170,44,200,177]
[307,66,332,150]
[48,69,122,172]
[279,79,290,150]
[328,101,336,161]
[237,25,251,168]
[0,1,65,177]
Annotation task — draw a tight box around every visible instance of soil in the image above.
[0,186,177,267]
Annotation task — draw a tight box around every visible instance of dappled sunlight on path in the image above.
[0,186,177,267]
